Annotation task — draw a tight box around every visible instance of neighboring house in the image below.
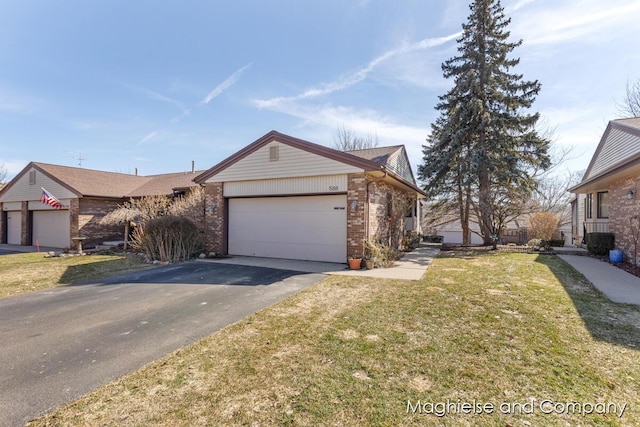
[422,207,570,246]
[570,117,640,262]
[0,162,203,249]
[194,130,426,263]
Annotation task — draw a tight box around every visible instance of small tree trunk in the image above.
[123,221,130,251]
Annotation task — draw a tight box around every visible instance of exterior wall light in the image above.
[209,203,217,213]
[627,189,637,200]
[350,200,358,211]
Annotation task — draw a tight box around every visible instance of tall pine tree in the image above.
[419,0,550,246]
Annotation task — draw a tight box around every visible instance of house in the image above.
[194,130,426,263]
[0,162,203,249]
[569,117,640,262]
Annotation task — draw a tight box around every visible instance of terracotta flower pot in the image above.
[348,258,362,270]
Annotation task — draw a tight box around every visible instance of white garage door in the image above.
[33,210,70,248]
[229,195,347,263]
[6,211,21,245]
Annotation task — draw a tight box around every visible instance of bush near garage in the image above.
[586,232,615,256]
[131,216,203,263]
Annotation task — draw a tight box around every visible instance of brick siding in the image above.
[347,173,367,258]
[78,198,124,247]
[609,174,640,265]
[0,203,4,244]
[203,183,226,254]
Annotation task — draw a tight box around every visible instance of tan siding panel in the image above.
[587,129,640,179]
[0,168,77,203]
[33,210,71,248]
[1,202,22,211]
[223,175,348,197]
[206,141,363,183]
[6,211,21,245]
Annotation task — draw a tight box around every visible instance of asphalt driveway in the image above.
[0,262,326,426]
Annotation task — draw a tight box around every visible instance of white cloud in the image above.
[512,0,640,46]
[138,131,159,145]
[253,32,460,109]
[201,63,252,105]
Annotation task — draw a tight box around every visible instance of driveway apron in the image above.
[0,262,326,426]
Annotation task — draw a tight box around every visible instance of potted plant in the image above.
[364,258,374,269]
[348,255,362,270]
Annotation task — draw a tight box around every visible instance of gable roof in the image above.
[194,130,426,196]
[194,130,384,183]
[346,145,417,184]
[570,118,640,193]
[0,162,201,200]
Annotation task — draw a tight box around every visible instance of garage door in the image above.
[229,195,347,263]
[6,211,21,245]
[33,210,70,248]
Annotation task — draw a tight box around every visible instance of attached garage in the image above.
[228,195,347,263]
[6,211,21,245]
[196,131,427,263]
[32,210,71,248]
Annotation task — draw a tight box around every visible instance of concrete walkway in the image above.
[200,244,440,281]
[558,255,640,305]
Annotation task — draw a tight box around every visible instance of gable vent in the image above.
[269,145,279,161]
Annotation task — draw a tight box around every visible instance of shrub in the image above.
[548,239,565,247]
[527,238,543,249]
[363,239,399,268]
[586,232,615,256]
[131,215,203,263]
[422,234,444,243]
[528,212,560,241]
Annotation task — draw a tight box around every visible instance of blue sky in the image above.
[1,0,639,181]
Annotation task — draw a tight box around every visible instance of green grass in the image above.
[29,252,640,426]
[0,252,153,298]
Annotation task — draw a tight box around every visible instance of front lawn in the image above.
[30,252,640,426]
[0,252,152,299]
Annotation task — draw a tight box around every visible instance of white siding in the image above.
[224,175,348,197]
[6,211,21,245]
[2,202,22,211]
[586,128,640,179]
[206,141,363,183]
[28,200,72,210]
[0,167,76,203]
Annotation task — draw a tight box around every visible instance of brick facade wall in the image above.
[367,180,391,243]
[203,182,226,254]
[20,201,29,245]
[0,203,4,244]
[347,173,367,259]
[78,198,124,247]
[609,174,640,266]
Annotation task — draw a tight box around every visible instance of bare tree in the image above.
[0,163,8,185]
[616,78,640,118]
[333,125,378,151]
[531,169,583,227]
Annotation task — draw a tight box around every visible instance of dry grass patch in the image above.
[30,252,640,426]
[0,252,152,298]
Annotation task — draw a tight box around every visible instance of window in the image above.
[29,170,36,185]
[585,193,593,219]
[597,191,609,218]
[269,145,279,161]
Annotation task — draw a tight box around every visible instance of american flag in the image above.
[40,187,65,209]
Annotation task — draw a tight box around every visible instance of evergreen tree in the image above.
[419,0,550,246]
